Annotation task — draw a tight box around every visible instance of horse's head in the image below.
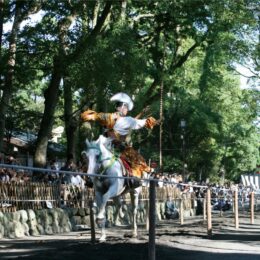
[82,138,102,176]
[82,135,113,176]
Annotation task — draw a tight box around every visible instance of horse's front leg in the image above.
[96,188,118,241]
[113,196,124,226]
[95,191,107,241]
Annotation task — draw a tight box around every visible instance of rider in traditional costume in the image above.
[81,92,158,179]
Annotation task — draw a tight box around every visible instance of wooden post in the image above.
[207,189,212,237]
[234,189,239,229]
[203,197,206,221]
[220,208,223,217]
[180,198,184,225]
[58,178,62,208]
[193,197,197,216]
[81,186,85,208]
[148,180,156,260]
[250,192,254,224]
[241,193,244,213]
[64,185,68,206]
[232,196,235,213]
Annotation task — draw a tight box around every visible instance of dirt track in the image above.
[1,212,260,260]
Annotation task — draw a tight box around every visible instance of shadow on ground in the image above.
[1,237,260,260]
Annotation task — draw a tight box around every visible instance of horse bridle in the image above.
[87,145,116,172]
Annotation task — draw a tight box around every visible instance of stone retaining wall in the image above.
[0,208,90,239]
[0,200,197,239]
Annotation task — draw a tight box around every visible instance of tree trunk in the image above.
[92,1,100,28]
[34,56,62,167]
[33,2,112,167]
[0,2,21,152]
[0,0,4,56]
[0,0,4,92]
[63,76,78,160]
[120,0,127,21]
[34,9,77,167]
[198,44,212,98]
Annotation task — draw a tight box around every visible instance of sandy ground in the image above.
[1,211,260,260]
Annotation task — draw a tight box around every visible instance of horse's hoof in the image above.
[114,221,122,226]
[99,235,106,242]
[132,233,138,238]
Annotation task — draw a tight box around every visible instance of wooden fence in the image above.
[0,182,194,212]
[0,182,60,212]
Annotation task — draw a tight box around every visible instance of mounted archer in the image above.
[81,92,158,179]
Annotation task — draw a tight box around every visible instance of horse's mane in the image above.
[82,135,113,153]
[97,135,113,151]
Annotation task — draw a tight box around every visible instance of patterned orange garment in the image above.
[120,147,151,178]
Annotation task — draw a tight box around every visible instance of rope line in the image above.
[0,163,208,189]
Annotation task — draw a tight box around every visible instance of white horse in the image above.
[84,135,142,241]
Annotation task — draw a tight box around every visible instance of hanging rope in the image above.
[159,39,166,173]
[159,80,163,172]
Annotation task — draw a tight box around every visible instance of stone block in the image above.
[71,216,81,226]
[81,216,90,226]
[19,210,28,223]
[78,208,85,217]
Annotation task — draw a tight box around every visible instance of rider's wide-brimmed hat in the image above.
[110,92,134,111]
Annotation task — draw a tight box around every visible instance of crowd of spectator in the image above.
[0,155,31,183]
[0,153,257,203]
[0,153,91,189]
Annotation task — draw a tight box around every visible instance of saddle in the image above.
[119,156,132,176]
[118,157,141,189]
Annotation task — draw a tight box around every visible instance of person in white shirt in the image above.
[81,92,159,179]
[70,173,85,189]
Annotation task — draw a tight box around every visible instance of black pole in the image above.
[148,179,156,260]
[89,200,96,243]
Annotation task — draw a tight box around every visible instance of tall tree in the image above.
[34,1,113,166]
[0,0,41,152]
[34,2,77,167]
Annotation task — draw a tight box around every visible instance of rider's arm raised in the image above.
[145,117,158,129]
[131,116,158,130]
[81,109,117,129]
